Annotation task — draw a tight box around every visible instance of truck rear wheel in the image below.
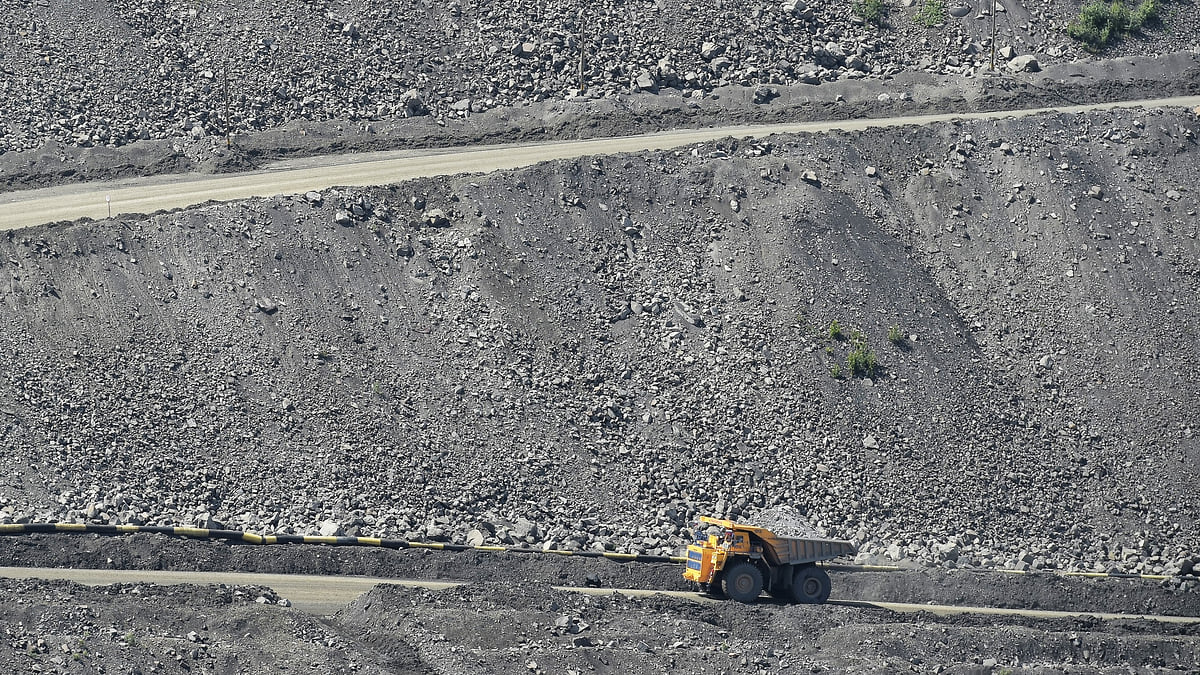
[722,562,764,603]
[791,565,831,604]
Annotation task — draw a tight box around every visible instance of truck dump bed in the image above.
[698,516,855,566]
[765,536,856,566]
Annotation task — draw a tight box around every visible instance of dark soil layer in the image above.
[5,572,1195,674]
[0,577,428,674]
[3,533,1197,615]
[338,582,1200,674]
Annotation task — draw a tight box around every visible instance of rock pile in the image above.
[746,506,825,539]
[1,0,1195,155]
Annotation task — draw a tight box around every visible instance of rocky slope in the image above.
[0,105,1197,576]
[2,0,1198,156]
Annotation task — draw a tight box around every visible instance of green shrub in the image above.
[1068,1,1128,49]
[887,324,905,345]
[828,319,844,341]
[1068,0,1157,51]
[830,363,844,379]
[853,0,888,26]
[914,0,946,27]
[1130,0,1160,29]
[847,340,880,378]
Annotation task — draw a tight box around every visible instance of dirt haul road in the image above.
[2,95,1199,231]
[3,566,1198,624]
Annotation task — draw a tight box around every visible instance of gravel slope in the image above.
[2,0,1199,156]
[1,105,1196,576]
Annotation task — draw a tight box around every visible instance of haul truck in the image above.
[683,516,855,603]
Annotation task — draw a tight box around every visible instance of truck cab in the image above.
[682,516,855,604]
[684,527,758,589]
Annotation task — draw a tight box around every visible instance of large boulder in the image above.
[1007,54,1040,73]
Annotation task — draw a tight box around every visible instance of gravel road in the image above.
[5,92,1200,230]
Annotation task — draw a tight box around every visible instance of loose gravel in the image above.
[1,105,1196,579]
[2,0,1199,157]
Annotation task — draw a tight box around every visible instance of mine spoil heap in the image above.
[0,105,1196,578]
[2,0,1199,155]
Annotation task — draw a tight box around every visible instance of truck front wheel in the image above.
[791,565,831,604]
[722,562,764,603]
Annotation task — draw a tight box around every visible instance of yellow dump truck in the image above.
[683,516,855,603]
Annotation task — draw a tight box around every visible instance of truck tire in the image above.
[722,562,764,603]
[791,565,831,604]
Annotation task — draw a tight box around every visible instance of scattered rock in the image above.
[1007,55,1040,73]
[255,297,278,315]
[422,209,450,227]
[634,70,658,92]
[752,86,779,104]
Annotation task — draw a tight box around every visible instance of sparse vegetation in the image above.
[913,0,946,27]
[828,319,845,341]
[826,322,882,379]
[888,324,906,346]
[1130,0,1160,28]
[853,0,888,26]
[847,338,880,379]
[1067,0,1159,52]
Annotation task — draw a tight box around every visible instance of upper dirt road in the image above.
[2,94,1199,231]
[4,567,1198,623]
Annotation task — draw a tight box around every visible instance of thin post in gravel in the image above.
[223,67,232,149]
[577,8,586,93]
[990,0,997,70]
